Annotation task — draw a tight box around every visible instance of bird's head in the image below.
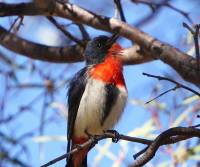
[84,33,120,65]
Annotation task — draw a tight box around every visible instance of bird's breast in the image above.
[89,55,126,88]
[73,78,127,138]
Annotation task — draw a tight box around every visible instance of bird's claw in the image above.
[105,129,120,143]
[85,129,93,138]
[74,144,83,150]
[84,130,98,148]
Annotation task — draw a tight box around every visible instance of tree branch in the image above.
[183,22,200,71]
[0,25,84,63]
[0,2,199,86]
[131,0,192,23]
[0,25,153,64]
[41,132,152,167]
[130,127,200,167]
[113,0,126,22]
[143,72,200,97]
[47,16,85,46]
[41,127,200,167]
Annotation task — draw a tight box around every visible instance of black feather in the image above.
[66,67,88,167]
[101,84,119,125]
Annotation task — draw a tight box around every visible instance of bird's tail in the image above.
[66,154,87,167]
[66,137,88,167]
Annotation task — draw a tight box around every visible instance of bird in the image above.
[66,33,128,167]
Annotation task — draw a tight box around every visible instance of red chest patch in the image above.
[89,51,126,88]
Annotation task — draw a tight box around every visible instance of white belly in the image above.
[73,78,127,138]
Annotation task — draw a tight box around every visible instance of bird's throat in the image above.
[89,55,126,88]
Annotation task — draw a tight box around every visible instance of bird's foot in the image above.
[105,129,120,143]
[84,130,99,149]
[74,144,83,151]
[84,129,93,138]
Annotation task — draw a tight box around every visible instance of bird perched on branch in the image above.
[66,33,127,167]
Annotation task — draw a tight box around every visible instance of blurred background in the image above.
[0,0,200,166]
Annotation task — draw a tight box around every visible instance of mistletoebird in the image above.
[66,33,128,167]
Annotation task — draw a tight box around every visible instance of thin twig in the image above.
[113,0,126,22]
[183,22,200,71]
[132,0,192,23]
[8,16,24,33]
[183,22,194,34]
[194,25,200,71]
[14,16,24,32]
[143,72,200,96]
[146,86,179,104]
[47,16,85,47]
[76,23,90,41]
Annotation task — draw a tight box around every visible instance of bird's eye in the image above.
[97,43,102,48]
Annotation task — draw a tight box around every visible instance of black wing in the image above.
[101,84,119,125]
[67,67,88,152]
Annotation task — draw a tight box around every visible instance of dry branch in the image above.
[0,25,153,64]
[41,127,200,167]
[130,127,200,167]
[0,25,84,63]
[0,2,199,86]
[143,72,200,97]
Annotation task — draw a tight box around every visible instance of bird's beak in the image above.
[105,33,119,48]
